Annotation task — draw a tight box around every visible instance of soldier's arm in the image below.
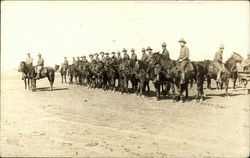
[183,47,189,60]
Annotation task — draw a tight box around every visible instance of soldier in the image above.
[82,56,88,63]
[177,38,190,84]
[75,56,80,67]
[95,53,100,62]
[213,44,225,82]
[100,52,105,62]
[25,53,33,68]
[72,57,76,65]
[130,48,137,61]
[61,57,69,72]
[111,51,116,59]
[161,42,170,60]
[141,48,148,61]
[105,52,110,60]
[122,48,130,60]
[89,54,95,63]
[35,53,44,79]
[146,46,153,62]
[117,51,122,62]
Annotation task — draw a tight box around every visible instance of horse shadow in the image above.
[206,93,242,97]
[35,87,68,92]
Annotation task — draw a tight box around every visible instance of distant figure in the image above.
[177,38,189,84]
[25,53,33,68]
[213,44,225,81]
[122,48,130,60]
[242,53,250,70]
[146,46,153,62]
[130,48,137,62]
[82,56,88,63]
[161,42,170,60]
[117,51,122,62]
[89,54,95,63]
[100,52,105,63]
[140,48,148,61]
[95,53,100,62]
[61,57,69,71]
[35,53,44,79]
[72,57,76,65]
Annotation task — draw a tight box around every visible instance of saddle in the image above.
[177,62,195,73]
[35,67,48,76]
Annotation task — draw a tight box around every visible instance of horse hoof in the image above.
[171,100,176,103]
[193,100,197,103]
[199,98,204,102]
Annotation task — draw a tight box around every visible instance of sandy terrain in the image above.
[1,70,249,157]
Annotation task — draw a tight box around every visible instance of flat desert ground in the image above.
[1,70,249,157]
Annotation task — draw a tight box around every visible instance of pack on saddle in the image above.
[35,66,48,79]
[176,60,195,84]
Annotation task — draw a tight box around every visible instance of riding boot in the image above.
[180,72,185,84]
[216,71,221,82]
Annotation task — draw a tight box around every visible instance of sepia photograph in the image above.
[1,1,249,157]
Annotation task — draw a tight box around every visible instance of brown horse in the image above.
[18,61,32,90]
[27,65,59,91]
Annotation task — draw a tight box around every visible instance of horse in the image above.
[148,53,176,100]
[129,60,139,93]
[170,60,206,102]
[28,65,59,91]
[119,59,132,94]
[134,60,150,97]
[104,58,120,91]
[18,61,32,90]
[60,65,68,83]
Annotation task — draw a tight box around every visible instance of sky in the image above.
[1,1,249,69]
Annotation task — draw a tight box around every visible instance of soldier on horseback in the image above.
[130,48,137,62]
[242,53,250,70]
[95,53,100,62]
[177,38,190,84]
[161,42,170,60]
[213,44,225,82]
[117,51,122,62]
[146,46,153,63]
[60,57,69,73]
[89,54,95,63]
[82,56,88,63]
[72,57,76,65]
[22,53,33,80]
[111,52,117,60]
[35,53,44,79]
[122,48,130,60]
[141,48,148,62]
[100,52,105,63]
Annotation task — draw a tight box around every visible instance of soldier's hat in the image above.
[94,53,99,56]
[122,48,127,52]
[111,51,116,54]
[117,51,121,54]
[80,56,84,58]
[38,53,41,56]
[89,54,93,57]
[105,52,109,55]
[162,42,166,47]
[142,48,145,52]
[131,48,135,52]
[178,38,186,44]
[100,51,104,54]
[146,46,152,51]
[82,56,86,58]
[220,44,224,49]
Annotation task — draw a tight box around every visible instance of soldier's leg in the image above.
[214,62,222,81]
[180,61,188,84]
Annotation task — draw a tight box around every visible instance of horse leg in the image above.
[61,74,63,83]
[24,78,27,89]
[224,79,229,97]
[154,81,160,100]
[207,77,212,90]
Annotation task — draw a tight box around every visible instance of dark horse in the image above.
[18,61,32,90]
[119,59,132,94]
[25,64,59,91]
[148,53,176,100]
[134,60,150,97]
[104,58,120,91]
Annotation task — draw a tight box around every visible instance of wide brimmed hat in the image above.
[94,53,99,56]
[142,48,145,52]
[111,51,116,54]
[178,38,186,44]
[146,46,152,51]
[117,51,121,54]
[89,54,93,57]
[82,56,86,58]
[38,53,41,56]
[131,48,135,52]
[100,51,104,54]
[162,42,166,46]
[220,44,224,49]
[122,48,127,52]
[105,52,109,55]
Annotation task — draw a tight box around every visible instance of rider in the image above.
[117,51,122,62]
[82,56,88,63]
[177,38,190,84]
[61,57,69,72]
[95,53,100,62]
[242,53,250,70]
[89,54,95,63]
[122,48,130,60]
[105,52,110,61]
[161,42,170,60]
[130,48,137,62]
[141,48,148,61]
[35,53,44,79]
[213,44,225,82]
[25,53,33,68]
[146,46,153,63]
[75,56,80,67]
[72,57,76,65]
[100,52,105,62]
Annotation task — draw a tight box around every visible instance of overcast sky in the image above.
[1,1,249,69]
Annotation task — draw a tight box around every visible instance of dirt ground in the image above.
[1,70,249,157]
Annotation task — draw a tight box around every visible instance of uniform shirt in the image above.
[63,59,69,65]
[141,53,148,61]
[162,49,170,59]
[96,57,100,62]
[37,57,44,66]
[179,46,189,60]
[117,55,122,61]
[131,53,137,61]
[146,53,153,62]
[213,50,223,63]
[26,57,33,65]
[123,53,130,60]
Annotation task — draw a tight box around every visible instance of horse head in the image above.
[18,61,26,72]
[55,65,60,71]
